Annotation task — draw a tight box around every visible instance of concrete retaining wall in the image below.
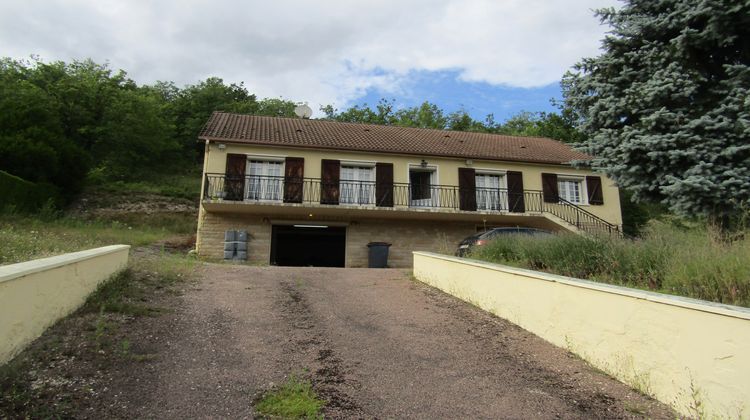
[0,245,130,364]
[413,251,750,418]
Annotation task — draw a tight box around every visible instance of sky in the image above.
[0,0,618,121]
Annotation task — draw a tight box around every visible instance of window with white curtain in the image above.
[475,173,506,210]
[558,178,584,204]
[340,165,374,204]
[246,159,283,200]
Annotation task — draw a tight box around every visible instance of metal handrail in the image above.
[203,173,544,193]
[203,173,621,236]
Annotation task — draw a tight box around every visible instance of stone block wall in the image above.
[196,211,270,265]
[197,210,478,267]
[345,219,476,267]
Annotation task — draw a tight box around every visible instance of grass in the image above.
[255,376,325,419]
[469,220,750,307]
[81,252,197,353]
[0,213,196,265]
[82,252,197,317]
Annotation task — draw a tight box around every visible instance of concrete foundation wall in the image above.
[412,251,750,418]
[0,245,130,365]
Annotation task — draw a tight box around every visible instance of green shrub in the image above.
[0,170,62,214]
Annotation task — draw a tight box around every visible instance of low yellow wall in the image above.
[413,252,750,418]
[0,245,130,364]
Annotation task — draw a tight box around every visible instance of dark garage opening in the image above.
[270,225,346,267]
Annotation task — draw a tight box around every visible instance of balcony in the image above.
[202,173,621,236]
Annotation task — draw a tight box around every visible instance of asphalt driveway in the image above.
[131,265,672,419]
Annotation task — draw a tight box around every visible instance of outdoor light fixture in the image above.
[420,159,428,168]
[217,143,226,150]
[465,159,473,166]
[293,224,328,229]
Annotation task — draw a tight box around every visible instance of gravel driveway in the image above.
[130,265,672,419]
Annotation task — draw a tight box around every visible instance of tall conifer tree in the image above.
[563,0,750,226]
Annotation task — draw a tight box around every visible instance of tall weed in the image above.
[0,214,194,265]
[470,221,750,307]
[663,230,750,306]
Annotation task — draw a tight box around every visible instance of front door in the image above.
[409,169,437,207]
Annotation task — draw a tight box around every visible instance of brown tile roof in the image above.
[199,112,591,165]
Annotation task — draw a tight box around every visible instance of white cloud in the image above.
[0,0,617,113]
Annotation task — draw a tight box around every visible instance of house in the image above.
[196,112,622,267]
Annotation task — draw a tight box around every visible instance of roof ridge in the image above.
[209,111,565,144]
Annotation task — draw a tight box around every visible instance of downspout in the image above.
[195,139,210,253]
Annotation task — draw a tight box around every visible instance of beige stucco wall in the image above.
[413,252,750,418]
[0,245,130,365]
[201,142,623,226]
[196,211,477,267]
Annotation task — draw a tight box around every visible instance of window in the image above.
[340,165,375,204]
[409,168,437,206]
[246,159,283,201]
[475,173,506,210]
[558,178,584,204]
[410,171,432,200]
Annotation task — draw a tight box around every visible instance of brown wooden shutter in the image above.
[375,162,394,207]
[320,159,340,205]
[283,157,304,203]
[458,168,477,211]
[225,154,246,201]
[541,173,559,203]
[507,171,525,213]
[586,176,604,205]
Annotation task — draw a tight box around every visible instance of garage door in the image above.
[270,225,346,267]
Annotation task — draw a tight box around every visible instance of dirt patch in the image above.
[70,191,197,217]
